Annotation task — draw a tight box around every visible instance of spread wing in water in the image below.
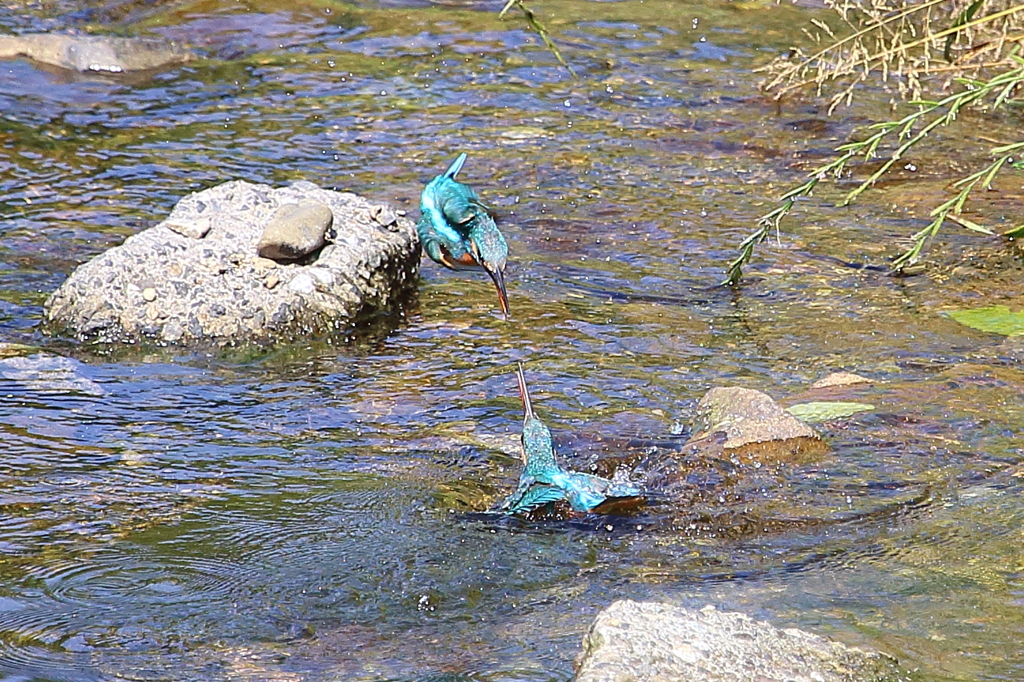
[499,477,567,515]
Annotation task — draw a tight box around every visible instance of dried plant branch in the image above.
[762,0,1024,105]
[761,0,949,94]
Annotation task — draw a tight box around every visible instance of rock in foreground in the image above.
[44,180,418,344]
[576,600,915,682]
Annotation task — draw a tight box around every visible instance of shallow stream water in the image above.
[1,0,1024,679]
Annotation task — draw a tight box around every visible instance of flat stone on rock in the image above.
[691,386,827,461]
[43,180,418,344]
[257,201,333,262]
[576,600,915,682]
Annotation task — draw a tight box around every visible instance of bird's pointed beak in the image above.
[486,264,510,320]
[516,362,534,422]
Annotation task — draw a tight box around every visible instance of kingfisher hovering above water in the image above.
[498,364,643,516]
[416,153,510,319]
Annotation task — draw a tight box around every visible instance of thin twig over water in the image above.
[499,0,578,79]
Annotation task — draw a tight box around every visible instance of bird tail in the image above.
[515,363,534,420]
[444,152,468,179]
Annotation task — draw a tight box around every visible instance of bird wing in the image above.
[417,214,477,269]
[510,484,566,514]
[499,477,566,515]
[437,181,488,229]
[562,472,616,512]
[565,471,644,513]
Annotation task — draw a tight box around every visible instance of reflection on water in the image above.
[1,0,1023,679]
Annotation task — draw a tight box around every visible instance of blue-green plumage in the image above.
[417,153,510,319]
[498,365,643,516]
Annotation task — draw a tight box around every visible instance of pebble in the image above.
[287,272,315,295]
[165,216,211,239]
[370,204,398,230]
[257,201,333,262]
[142,287,157,302]
[810,372,873,389]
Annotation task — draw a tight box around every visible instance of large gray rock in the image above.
[43,180,418,344]
[0,34,190,73]
[576,601,915,682]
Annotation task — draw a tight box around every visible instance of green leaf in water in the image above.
[1002,223,1024,238]
[787,401,874,423]
[948,305,1024,336]
[948,214,995,235]
[0,342,39,359]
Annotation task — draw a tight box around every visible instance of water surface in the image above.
[1,0,1023,679]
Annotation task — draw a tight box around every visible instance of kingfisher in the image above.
[498,364,643,516]
[416,153,510,319]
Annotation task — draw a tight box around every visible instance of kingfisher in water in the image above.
[498,364,643,516]
[416,153,510,319]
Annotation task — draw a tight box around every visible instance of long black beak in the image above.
[515,362,534,422]
[486,265,510,320]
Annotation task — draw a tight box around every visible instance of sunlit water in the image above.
[1,0,1023,679]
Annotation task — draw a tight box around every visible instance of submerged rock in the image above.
[43,180,418,344]
[0,354,105,396]
[812,372,874,389]
[0,34,190,73]
[575,600,915,682]
[692,386,828,461]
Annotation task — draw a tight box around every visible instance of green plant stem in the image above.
[499,0,578,79]
[726,58,1024,285]
[892,140,1024,269]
